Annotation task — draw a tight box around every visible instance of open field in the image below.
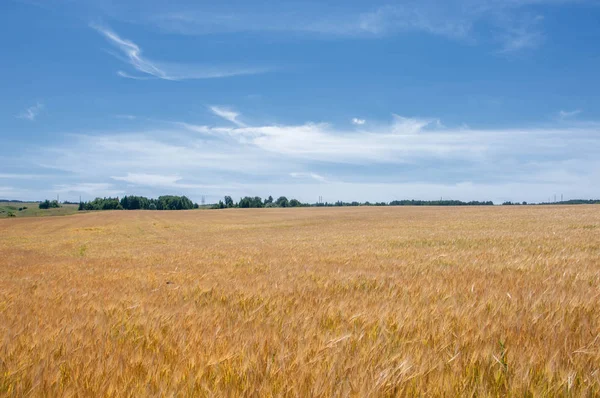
[1,206,600,396]
[0,202,79,219]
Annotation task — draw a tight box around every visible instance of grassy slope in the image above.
[1,206,599,395]
[0,202,79,218]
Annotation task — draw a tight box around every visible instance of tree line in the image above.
[78,195,197,211]
[212,195,304,209]
[211,196,495,208]
[313,199,493,207]
[33,195,600,212]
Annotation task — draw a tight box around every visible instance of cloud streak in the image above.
[140,0,587,52]
[559,109,582,119]
[290,172,327,182]
[17,102,44,121]
[91,24,270,80]
[210,106,247,127]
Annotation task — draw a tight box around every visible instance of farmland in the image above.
[1,206,599,396]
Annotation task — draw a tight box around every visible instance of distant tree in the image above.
[289,199,301,207]
[39,200,60,209]
[239,196,264,208]
[149,203,157,210]
[276,196,289,208]
[224,196,234,208]
[212,200,225,209]
[264,196,274,205]
[239,197,250,208]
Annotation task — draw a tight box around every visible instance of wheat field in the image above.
[1,206,599,396]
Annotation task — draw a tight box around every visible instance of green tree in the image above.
[212,200,225,209]
[224,196,234,208]
[39,200,60,209]
[276,196,289,207]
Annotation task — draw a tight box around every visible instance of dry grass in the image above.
[1,206,600,396]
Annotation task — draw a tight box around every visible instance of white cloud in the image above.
[54,183,124,197]
[111,172,240,191]
[559,109,582,119]
[116,70,153,80]
[115,114,137,120]
[111,173,182,187]
[496,14,545,53]
[0,186,19,198]
[91,24,270,80]
[290,172,327,182]
[17,102,44,121]
[140,0,583,52]
[147,4,472,39]
[28,108,600,203]
[351,118,366,125]
[209,106,247,127]
[0,173,43,179]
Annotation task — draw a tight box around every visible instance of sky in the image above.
[1,0,600,204]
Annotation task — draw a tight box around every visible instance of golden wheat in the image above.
[1,206,599,396]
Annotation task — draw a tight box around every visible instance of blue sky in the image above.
[1,0,599,203]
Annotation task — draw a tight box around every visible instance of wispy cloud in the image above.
[115,114,137,120]
[0,173,43,179]
[290,172,327,182]
[142,1,580,52]
[351,118,366,126]
[112,173,182,187]
[91,24,270,80]
[17,102,44,121]
[496,14,545,53]
[209,106,247,127]
[559,109,582,119]
[148,5,470,39]
[111,172,230,190]
[54,182,124,197]
[116,70,152,80]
